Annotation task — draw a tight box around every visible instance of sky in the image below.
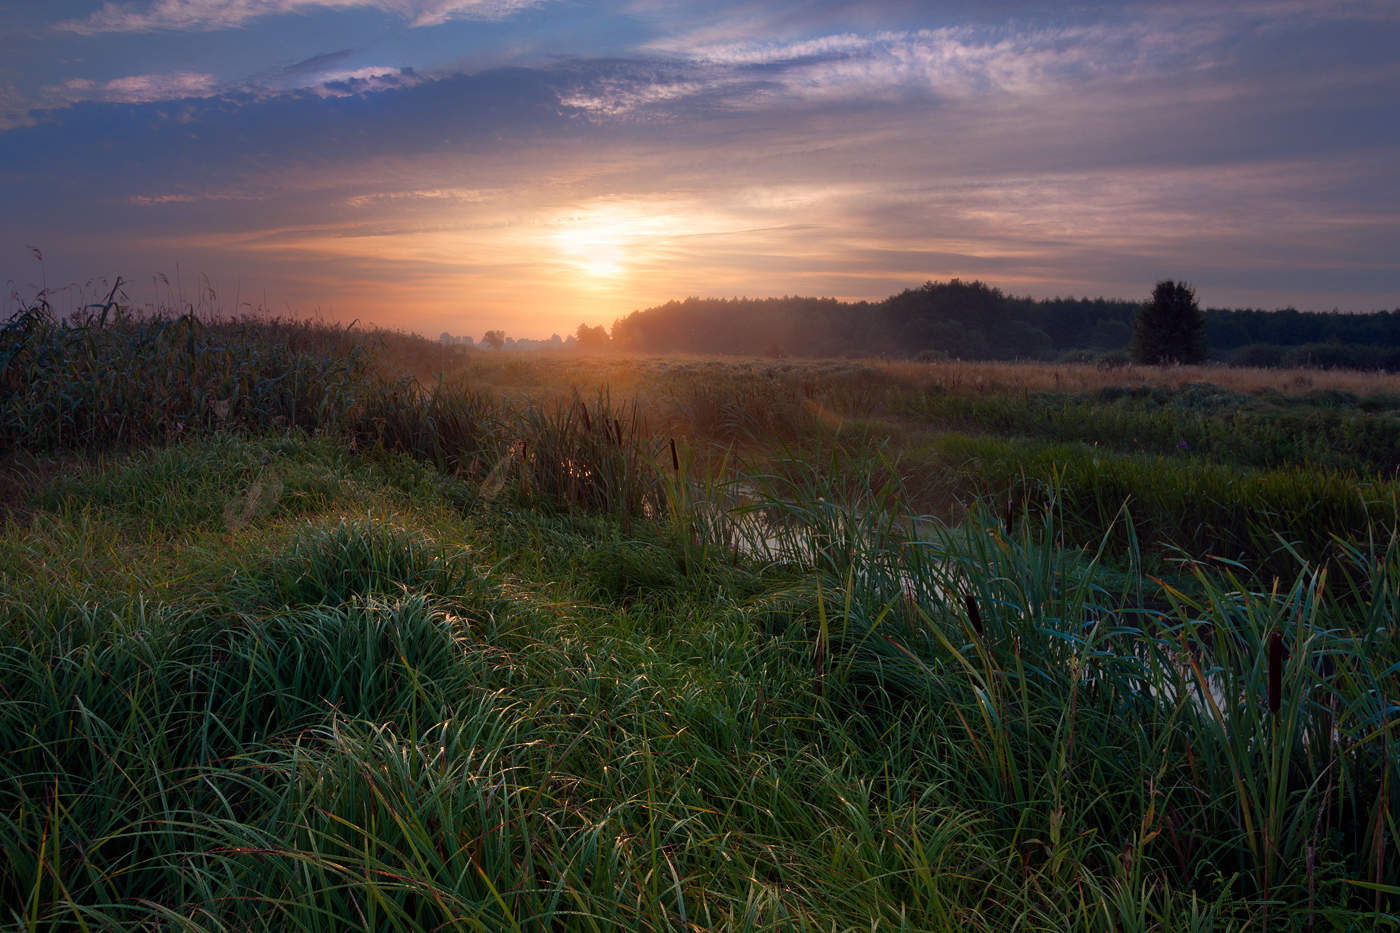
[2,0,1398,339]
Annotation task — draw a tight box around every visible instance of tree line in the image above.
[589,279,1400,367]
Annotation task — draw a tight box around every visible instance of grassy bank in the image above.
[1,309,1396,929]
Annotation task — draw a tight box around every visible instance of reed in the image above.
[0,296,387,453]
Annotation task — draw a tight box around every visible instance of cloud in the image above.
[128,191,262,205]
[59,0,547,34]
[244,50,424,97]
[624,0,1400,110]
[558,27,1125,119]
[51,72,221,104]
[402,0,542,27]
[560,0,1400,127]
[556,64,743,118]
[344,187,493,207]
[300,66,423,97]
[281,49,360,75]
[249,52,424,97]
[16,60,421,121]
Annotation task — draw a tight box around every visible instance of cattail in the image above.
[964,592,983,637]
[1268,631,1284,715]
[670,437,680,472]
[1004,493,1016,536]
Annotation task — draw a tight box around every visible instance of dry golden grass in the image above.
[876,358,1400,395]
[451,351,1400,399]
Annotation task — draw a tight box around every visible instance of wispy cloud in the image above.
[560,0,1400,127]
[128,190,262,206]
[60,0,547,34]
[344,186,493,207]
[557,68,734,118]
[626,0,1400,109]
[564,24,1173,119]
[20,61,420,120]
[52,72,221,104]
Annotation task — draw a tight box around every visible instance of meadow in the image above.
[1,301,1397,930]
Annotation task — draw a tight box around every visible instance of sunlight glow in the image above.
[549,202,686,281]
[550,207,640,280]
[555,227,626,279]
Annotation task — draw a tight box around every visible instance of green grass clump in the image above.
[231,517,485,610]
[577,536,682,602]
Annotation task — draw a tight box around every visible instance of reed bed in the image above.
[1,293,375,453]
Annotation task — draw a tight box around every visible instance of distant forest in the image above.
[604,280,1400,368]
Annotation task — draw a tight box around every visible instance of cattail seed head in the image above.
[964,592,983,637]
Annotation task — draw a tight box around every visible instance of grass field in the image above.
[1,305,1397,930]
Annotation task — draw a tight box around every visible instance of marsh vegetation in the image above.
[2,303,1397,929]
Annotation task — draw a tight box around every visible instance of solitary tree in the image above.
[1132,280,1207,364]
[481,329,505,350]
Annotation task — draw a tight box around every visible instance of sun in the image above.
[552,215,629,280]
[547,198,729,286]
[549,204,657,281]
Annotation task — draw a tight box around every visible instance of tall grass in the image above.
[9,432,1392,927]
[731,458,1398,923]
[3,306,1397,928]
